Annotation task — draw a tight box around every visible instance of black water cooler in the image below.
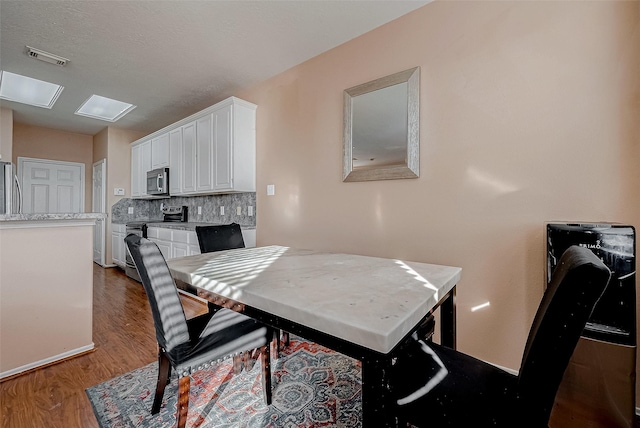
[547,223,636,428]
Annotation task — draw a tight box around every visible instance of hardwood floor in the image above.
[0,266,157,428]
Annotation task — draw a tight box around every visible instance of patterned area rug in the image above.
[87,337,362,427]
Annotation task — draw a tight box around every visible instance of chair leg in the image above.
[233,353,243,374]
[177,375,190,428]
[152,350,171,414]
[260,344,272,405]
[274,329,290,356]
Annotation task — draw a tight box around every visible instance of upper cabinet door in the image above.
[195,114,214,192]
[131,144,142,197]
[169,128,182,195]
[213,105,232,191]
[151,132,170,169]
[141,140,152,195]
[181,122,196,193]
[131,140,151,198]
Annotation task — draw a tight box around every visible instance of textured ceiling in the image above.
[0,1,428,136]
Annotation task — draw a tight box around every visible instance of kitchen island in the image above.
[0,213,105,379]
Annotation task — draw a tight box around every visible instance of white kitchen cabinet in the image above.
[172,242,188,258]
[181,122,196,194]
[147,227,197,261]
[141,140,152,190]
[147,225,254,261]
[169,128,182,195]
[130,97,256,197]
[213,105,232,190]
[196,114,213,192]
[130,144,141,197]
[155,240,171,260]
[151,132,170,169]
[111,223,126,267]
[131,140,151,198]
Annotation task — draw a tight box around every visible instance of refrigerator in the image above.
[0,161,22,215]
[547,223,636,428]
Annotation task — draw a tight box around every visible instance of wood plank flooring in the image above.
[0,266,157,428]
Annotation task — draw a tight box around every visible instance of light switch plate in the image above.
[267,184,275,196]
[128,207,134,214]
[220,206,225,216]
[236,206,242,216]
[248,206,254,216]
[114,188,125,196]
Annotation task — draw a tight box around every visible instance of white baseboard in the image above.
[0,343,94,380]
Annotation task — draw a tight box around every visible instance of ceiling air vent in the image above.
[26,46,69,66]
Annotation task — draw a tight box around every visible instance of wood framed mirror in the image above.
[343,67,420,182]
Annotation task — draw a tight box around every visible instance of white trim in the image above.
[0,343,94,380]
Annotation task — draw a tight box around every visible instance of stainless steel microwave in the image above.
[146,168,169,196]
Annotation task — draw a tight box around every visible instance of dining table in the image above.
[166,245,462,427]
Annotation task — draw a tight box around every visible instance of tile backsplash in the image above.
[112,193,256,226]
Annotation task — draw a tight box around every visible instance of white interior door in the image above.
[92,159,106,266]
[19,157,85,213]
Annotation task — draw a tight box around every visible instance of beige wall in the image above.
[13,123,94,212]
[93,127,144,265]
[0,107,13,162]
[240,0,640,377]
[0,222,94,377]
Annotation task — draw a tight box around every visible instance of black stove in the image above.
[162,205,188,222]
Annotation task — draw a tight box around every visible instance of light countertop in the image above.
[0,213,106,222]
[146,221,255,231]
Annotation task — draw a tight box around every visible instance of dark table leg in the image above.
[361,356,397,427]
[440,287,457,349]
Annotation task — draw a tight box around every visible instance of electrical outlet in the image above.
[128,207,134,214]
[198,206,202,215]
[220,206,225,216]
[267,184,275,196]
[236,206,242,216]
[248,206,254,217]
[114,188,125,196]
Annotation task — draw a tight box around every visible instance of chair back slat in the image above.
[125,234,190,352]
[518,245,611,423]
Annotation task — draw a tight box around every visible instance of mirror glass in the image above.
[343,67,419,182]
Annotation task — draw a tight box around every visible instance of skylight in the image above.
[0,70,64,109]
[75,94,136,122]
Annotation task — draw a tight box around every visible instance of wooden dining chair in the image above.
[392,245,611,428]
[125,234,274,428]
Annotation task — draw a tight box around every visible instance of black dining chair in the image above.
[392,245,611,428]
[195,223,290,352]
[125,234,274,428]
[195,223,245,253]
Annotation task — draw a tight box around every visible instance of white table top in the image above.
[167,245,461,354]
